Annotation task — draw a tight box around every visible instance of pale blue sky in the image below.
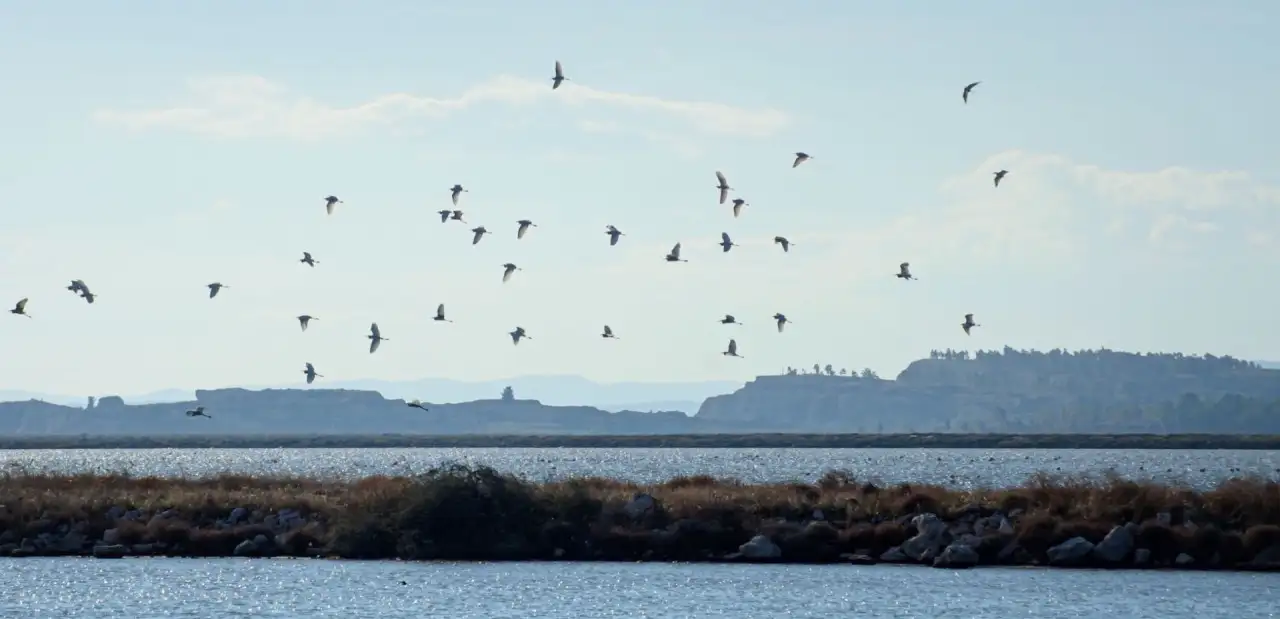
[2,1,1280,396]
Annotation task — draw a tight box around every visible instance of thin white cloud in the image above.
[91,74,792,141]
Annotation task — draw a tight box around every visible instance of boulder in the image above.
[623,493,657,520]
[901,513,949,561]
[1091,526,1133,563]
[1133,548,1152,566]
[737,535,781,559]
[1175,553,1195,566]
[102,528,120,545]
[233,539,258,557]
[879,546,908,563]
[92,544,126,559]
[1047,537,1095,566]
[933,543,980,569]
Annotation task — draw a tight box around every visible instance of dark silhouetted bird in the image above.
[963,81,980,104]
[551,61,569,90]
[962,313,980,335]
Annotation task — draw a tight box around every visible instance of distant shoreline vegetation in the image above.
[3,433,1280,450]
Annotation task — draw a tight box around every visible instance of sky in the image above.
[3,0,1280,396]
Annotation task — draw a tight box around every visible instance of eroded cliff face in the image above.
[0,389,699,436]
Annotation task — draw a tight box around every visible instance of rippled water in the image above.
[2,557,1276,618]
[2,447,1278,488]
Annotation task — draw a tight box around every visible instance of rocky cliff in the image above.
[696,348,1280,433]
[0,388,704,436]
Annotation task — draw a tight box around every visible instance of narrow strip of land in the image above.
[2,433,1280,450]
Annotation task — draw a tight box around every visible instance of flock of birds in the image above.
[9,65,1003,418]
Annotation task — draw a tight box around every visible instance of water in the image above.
[1,557,1275,618]
[2,447,1278,488]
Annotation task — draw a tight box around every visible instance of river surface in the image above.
[2,447,1278,487]
[2,557,1276,618]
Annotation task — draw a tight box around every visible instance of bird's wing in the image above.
[671,242,682,257]
[610,233,619,246]
[503,268,513,282]
[604,325,612,336]
[719,187,728,204]
[452,191,460,206]
[733,203,741,217]
[777,318,785,332]
[371,323,381,338]
[555,60,563,78]
[436,303,445,318]
[964,314,973,322]
[306,362,314,372]
[721,232,731,244]
[518,223,528,239]
[716,171,726,185]
[306,373,315,384]
[728,339,737,354]
[473,230,483,244]
[326,202,334,215]
[370,338,381,353]
[16,298,27,311]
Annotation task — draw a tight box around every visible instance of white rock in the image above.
[737,535,781,559]
[997,518,1014,535]
[901,513,949,560]
[1175,552,1194,566]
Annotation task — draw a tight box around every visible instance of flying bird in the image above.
[66,280,87,295]
[731,198,748,218]
[450,184,468,206]
[719,314,742,325]
[80,290,97,304]
[207,283,227,299]
[715,171,733,205]
[719,232,737,253]
[9,298,30,318]
[510,326,531,345]
[993,170,1009,187]
[774,236,794,252]
[368,322,388,354]
[185,406,211,418]
[601,325,617,339]
[897,262,916,281]
[450,210,466,223]
[407,399,430,411]
[963,81,981,104]
[773,313,790,333]
[300,252,318,267]
[297,315,317,331]
[303,362,322,385]
[502,262,522,282]
[551,60,569,90]
[665,242,687,263]
[516,219,537,239]
[471,226,491,245]
[433,304,452,323]
[723,339,743,358]
[324,196,342,215]
[962,313,981,335]
[792,152,812,168]
[606,225,624,246]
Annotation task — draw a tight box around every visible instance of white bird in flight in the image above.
[297,315,317,331]
[551,60,569,89]
[303,362,322,384]
[601,325,617,339]
[606,225,624,246]
[962,313,981,335]
[897,262,916,280]
[665,242,687,263]
[450,184,468,206]
[723,339,743,358]
[368,322,388,354]
[207,283,227,299]
[719,232,737,253]
[510,326,531,345]
[516,219,537,239]
[715,171,732,205]
[502,262,522,282]
[324,195,342,215]
[433,304,452,323]
[471,226,491,245]
[731,198,747,218]
[185,406,211,418]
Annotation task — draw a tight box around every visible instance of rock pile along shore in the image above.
[1,464,1278,569]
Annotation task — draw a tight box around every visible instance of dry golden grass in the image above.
[1,464,1278,565]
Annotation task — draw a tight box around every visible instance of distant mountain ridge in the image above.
[0,375,741,414]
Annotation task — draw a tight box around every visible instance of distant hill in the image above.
[0,376,740,414]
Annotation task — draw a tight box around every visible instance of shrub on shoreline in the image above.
[1,464,1278,569]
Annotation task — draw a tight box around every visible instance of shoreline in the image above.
[1,465,1278,570]
[3,432,1280,450]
